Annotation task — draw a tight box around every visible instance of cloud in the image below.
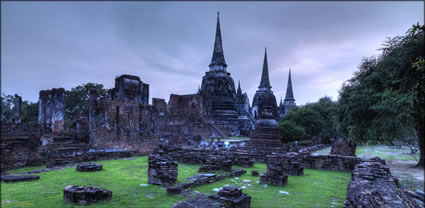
[1,2,423,106]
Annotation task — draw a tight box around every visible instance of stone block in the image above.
[63,185,112,205]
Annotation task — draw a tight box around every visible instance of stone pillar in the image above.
[88,89,98,144]
[45,90,53,129]
[38,90,49,127]
[51,88,65,132]
[11,94,22,124]
[142,83,149,105]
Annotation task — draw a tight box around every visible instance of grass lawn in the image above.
[1,157,351,208]
[193,163,351,208]
[311,145,419,161]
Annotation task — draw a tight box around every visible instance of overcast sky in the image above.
[2,2,423,105]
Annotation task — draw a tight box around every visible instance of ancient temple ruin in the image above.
[88,75,159,153]
[278,69,297,118]
[38,88,65,132]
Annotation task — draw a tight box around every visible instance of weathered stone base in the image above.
[1,174,40,182]
[63,185,112,205]
[259,174,288,186]
[148,154,178,185]
[76,163,103,172]
[344,161,414,208]
[209,186,251,208]
[167,169,246,195]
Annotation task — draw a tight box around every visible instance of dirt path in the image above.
[386,160,424,191]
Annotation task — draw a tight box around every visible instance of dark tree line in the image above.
[278,23,424,167]
[1,83,107,127]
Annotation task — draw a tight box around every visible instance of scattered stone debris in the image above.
[1,174,40,182]
[63,185,112,205]
[251,170,259,177]
[167,169,246,195]
[344,161,416,208]
[76,163,103,172]
[330,137,356,156]
[209,186,251,208]
[260,155,288,186]
[148,146,178,185]
[278,190,289,195]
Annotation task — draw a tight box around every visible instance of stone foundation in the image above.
[63,185,112,205]
[209,186,251,208]
[344,161,415,207]
[76,163,103,172]
[1,174,40,182]
[148,153,178,185]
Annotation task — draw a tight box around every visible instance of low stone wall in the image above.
[344,161,416,208]
[0,124,47,172]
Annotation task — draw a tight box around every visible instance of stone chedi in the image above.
[278,69,296,118]
[63,185,112,205]
[251,49,278,120]
[199,12,246,136]
[235,81,255,136]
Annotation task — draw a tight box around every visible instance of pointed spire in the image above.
[237,80,242,96]
[280,97,283,106]
[209,12,227,69]
[284,68,295,101]
[259,47,271,90]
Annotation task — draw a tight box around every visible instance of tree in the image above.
[277,120,305,144]
[21,101,38,124]
[64,83,107,127]
[1,94,14,123]
[337,23,424,167]
[282,96,339,140]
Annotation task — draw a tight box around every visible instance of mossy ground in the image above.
[312,145,420,161]
[1,157,351,208]
[193,163,350,208]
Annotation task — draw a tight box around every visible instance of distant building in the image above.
[251,48,279,120]
[278,69,296,118]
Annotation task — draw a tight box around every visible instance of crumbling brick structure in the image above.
[0,124,48,171]
[344,161,416,207]
[38,88,65,132]
[10,94,22,124]
[330,137,356,156]
[88,75,159,154]
[259,155,288,186]
[148,145,178,185]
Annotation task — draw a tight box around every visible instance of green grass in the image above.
[2,157,351,208]
[192,163,351,208]
[356,145,419,161]
[1,157,200,208]
[311,145,419,161]
[7,165,46,174]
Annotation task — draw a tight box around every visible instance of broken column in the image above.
[209,186,251,208]
[330,137,356,156]
[148,145,178,185]
[63,185,112,205]
[259,155,288,186]
[38,88,65,132]
[10,94,22,124]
